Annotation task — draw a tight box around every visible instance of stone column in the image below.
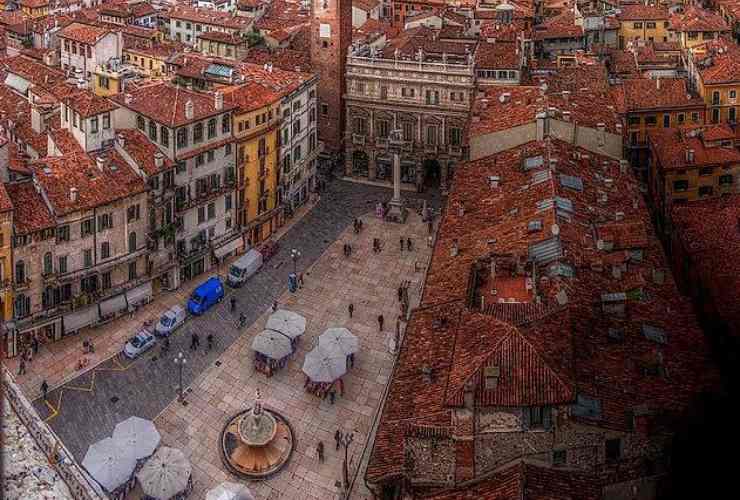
[345,149,353,177]
[368,150,377,180]
[441,161,449,190]
[392,151,401,202]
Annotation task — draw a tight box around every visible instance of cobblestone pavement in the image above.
[29,180,442,471]
[154,209,434,500]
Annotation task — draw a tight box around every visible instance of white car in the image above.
[155,305,187,337]
[123,330,156,359]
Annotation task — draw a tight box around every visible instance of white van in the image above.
[227,249,263,287]
[155,305,187,337]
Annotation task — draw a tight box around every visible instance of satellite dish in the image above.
[551,224,560,236]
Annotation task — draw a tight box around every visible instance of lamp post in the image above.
[291,248,301,275]
[174,352,187,403]
[338,430,355,497]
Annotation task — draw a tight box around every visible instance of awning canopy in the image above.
[64,306,100,333]
[214,237,242,259]
[125,281,152,308]
[4,73,30,95]
[100,294,128,318]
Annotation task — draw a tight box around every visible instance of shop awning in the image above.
[4,73,30,95]
[213,237,242,260]
[126,282,152,308]
[100,294,128,318]
[63,306,100,334]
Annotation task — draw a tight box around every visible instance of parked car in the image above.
[123,329,156,359]
[187,276,224,315]
[227,249,263,287]
[155,305,187,337]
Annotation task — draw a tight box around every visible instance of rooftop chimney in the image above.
[215,91,224,110]
[124,93,133,105]
[95,156,106,171]
[154,151,164,168]
[185,100,194,120]
[656,77,661,90]
[69,187,78,202]
[686,149,695,163]
[116,133,125,148]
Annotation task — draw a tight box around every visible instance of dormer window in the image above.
[484,365,499,390]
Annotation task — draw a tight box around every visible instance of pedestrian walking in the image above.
[329,390,336,404]
[32,335,39,355]
[400,238,404,251]
[88,339,95,353]
[378,314,384,331]
[239,312,246,328]
[298,273,304,287]
[207,334,214,351]
[190,332,198,350]
[271,301,278,313]
[407,238,413,251]
[317,441,325,462]
[41,380,49,401]
[427,235,433,248]
[230,296,236,312]
[397,285,404,302]
[335,429,341,450]
[348,352,355,368]
[348,303,354,318]
[194,333,200,349]
[18,358,26,375]
[428,220,433,235]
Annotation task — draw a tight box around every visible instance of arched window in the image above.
[42,286,57,309]
[207,118,217,139]
[128,232,137,253]
[14,294,30,319]
[43,252,53,275]
[15,260,25,284]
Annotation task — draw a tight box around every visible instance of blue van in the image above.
[187,277,224,315]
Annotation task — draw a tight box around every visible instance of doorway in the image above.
[423,159,441,187]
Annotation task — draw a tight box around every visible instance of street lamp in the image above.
[291,248,301,275]
[174,352,187,403]
[338,430,355,497]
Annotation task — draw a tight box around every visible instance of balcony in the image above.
[425,144,438,154]
[14,277,31,291]
[148,186,175,206]
[41,270,58,283]
[376,137,389,149]
[352,134,365,145]
[175,185,235,213]
[448,145,463,156]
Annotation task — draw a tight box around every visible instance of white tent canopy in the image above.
[265,310,306,339]
[82,437,137,493]
[251,329,293,359]
[137,447,191,500]
[112,416,160,460]
[318,328,359,356]
[302,345,347,383]
[206,482,255,500]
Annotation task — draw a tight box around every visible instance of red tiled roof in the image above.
[698,46,740,85]
[20,0,50,8]
[475,41,519,69]
[672,195,740,337]
[245,48,315,73]
[168,5,253,29]
[533,11,583,41]
[64,90,118,118]
[222,81,281,113]
[116,129,175,176]
[611,78,702,113]
[111,82,236,127]
[648,127,740,170]
[617,4,668,21]
[58,22,113,44]
[670,6,729,32]
[29,151,146,216]
[366,137,716,486]
[4,181,55,234]
[197,30,244,44]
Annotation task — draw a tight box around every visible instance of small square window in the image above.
[553,449,566,466]
[605,438,621,462]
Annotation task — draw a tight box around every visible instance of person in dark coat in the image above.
[41,380,49,401]
[348,303,354,318]
[378,314,384,331]
[317,441,325,462]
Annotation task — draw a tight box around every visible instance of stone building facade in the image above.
[343,54,474,191]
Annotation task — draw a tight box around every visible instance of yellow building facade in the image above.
[20,0,49,18]
[227,83,284,245]
[0,188,13,322]
[92,66,123,97]
[617,7,669,48]
[123,48,168,77]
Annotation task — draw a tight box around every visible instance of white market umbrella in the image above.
[265,310,306,339]
[251,330,293,359]
[137,447,191,500]
[302,345,347,383]
[206,482,255,500]
[319,328,359,356]
[112,416,160,460]
[82,437,137,493]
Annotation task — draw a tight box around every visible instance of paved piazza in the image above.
[12,181,441,499]
[155,208,433,499]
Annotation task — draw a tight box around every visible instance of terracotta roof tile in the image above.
[4,181,55,234]
[111,82,236,127]
[116,129,175,176]
[648,126,740,170]
[617,4,669,21]
[670,6,729,32]
[58,22,113,44]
